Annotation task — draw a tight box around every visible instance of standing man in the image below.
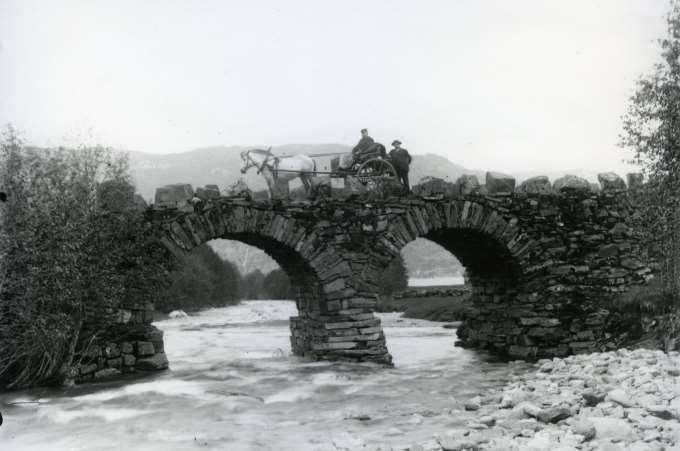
[389,140,412,191]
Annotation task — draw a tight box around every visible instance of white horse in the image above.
[240,148,316,196]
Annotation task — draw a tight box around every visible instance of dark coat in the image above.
[389,147,412,171]
[352,136,375,155]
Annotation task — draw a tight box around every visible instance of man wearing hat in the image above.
[389,140,412,191]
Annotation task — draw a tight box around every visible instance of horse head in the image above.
[240,147,273,174]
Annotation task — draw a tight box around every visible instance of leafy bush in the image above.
[378,254,408,296]
[0,127,169,388]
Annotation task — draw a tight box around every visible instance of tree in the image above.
[621,1,680,298]
[378,254,408,296]
[262,269,294,299]
[0,128,170,388]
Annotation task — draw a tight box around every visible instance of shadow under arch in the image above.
[379,199,535,356]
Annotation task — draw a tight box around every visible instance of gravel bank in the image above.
[414,348,680,451]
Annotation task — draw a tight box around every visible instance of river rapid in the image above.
[0,301,533,451]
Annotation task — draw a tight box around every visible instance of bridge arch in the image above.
[154,201,392,363]
[370,199,540,357]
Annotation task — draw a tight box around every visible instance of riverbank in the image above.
[377,288,471,323]
[418,348,680,451]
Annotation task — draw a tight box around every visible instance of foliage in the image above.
[157,244,241,313]
[0,126,170,388]
[378,254,408,296]
[620,1,680,299]
[261,269,294,299]
[240,270,266,300]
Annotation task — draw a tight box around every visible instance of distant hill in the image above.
[128,145,485,201]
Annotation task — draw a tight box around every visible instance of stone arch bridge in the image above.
[134,172,652,367]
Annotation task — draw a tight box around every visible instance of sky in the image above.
[0,0,672,174]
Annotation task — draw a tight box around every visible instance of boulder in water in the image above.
[168,310,188,319]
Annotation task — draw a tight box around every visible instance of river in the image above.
[0,301,532,451]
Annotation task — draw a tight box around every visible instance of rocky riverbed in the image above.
[416,348,680,451]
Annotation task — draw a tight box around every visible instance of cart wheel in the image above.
[356,158,397,186]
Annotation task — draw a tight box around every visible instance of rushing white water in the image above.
[0,301,530,451]
[408,276,464,287]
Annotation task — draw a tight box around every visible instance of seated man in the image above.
[352,128,375,158]
[339,128,375,171]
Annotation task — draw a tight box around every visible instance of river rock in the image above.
[536,406,572,423]
[646,405,676,420]
[464,396,482,411]
[413,176,456,197]
[582,389,606,406]
[572,419,597,441]
[135,341,155,356]
[135,352,169,371]
[485,171,515,194]
[516,176,552,194]
[553,175,591,192]
[608,389,635,408]
[597,172,626,191]
[588,417,637,442]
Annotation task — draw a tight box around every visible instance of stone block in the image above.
[485,171,515,193]
[93,368,121,380]
[121,342,133,354]
[136,352,169,371]
[553,174,590,191]
[597,172,626,191]
[79,363,98,375]
[107,357,122,368]
[154,183,194,208]
[122,354,136,366]
[456,174,480,194]
[103,342,120,358]
[135,341,155,356]
[195,186,220,200]
[516,176,552,194]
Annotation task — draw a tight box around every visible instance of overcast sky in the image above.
[0,0,671,174]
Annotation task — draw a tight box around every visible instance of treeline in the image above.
[619,1,680,344]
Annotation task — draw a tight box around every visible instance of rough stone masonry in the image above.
[78,171,654,381]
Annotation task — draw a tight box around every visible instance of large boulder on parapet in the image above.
[553,175,591,192]
[456,174,480,194]
[195,185,220,200]
[413,176,456,197]
[597,172,626,191]
[155,183,194,210]
[516,176,552,194]
[627,173,643,189]
[485,171,515,194]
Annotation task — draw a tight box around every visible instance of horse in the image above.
[240,148,316,197]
